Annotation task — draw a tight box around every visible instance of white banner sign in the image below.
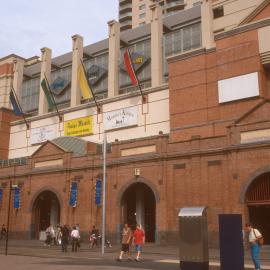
[104,106,138,131]
[218,72,259,103]
[30,126,57,145]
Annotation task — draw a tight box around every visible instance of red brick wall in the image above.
[169,29,265,143]
[0,63,13,76]
[0,109,22,159]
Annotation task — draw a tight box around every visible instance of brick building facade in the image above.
[0,0,270,246]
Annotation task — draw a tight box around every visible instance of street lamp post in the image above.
[101,132,107,255]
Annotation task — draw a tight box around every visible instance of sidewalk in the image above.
[0,240,270,269]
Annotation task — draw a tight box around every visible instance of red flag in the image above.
[124,49,138,86]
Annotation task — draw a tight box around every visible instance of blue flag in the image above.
[14,187,20,209]
[9,91,23,116]
[69,182,78,207]
[95,179,102,206]
[0,189,3,207]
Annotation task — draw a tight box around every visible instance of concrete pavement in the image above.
[0,240,270,269]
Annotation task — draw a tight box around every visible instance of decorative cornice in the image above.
[167,47,216,63]
[2,139,270,180]
[215,18,270,41]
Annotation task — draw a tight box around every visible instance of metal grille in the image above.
[246,173,270,204]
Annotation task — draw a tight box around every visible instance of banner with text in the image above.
[64,116,93,137]
[104,106,138,131]
[30,126,57,145]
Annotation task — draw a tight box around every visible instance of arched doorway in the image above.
[246,172,270,244]
[121,182,156,242]
[32,191,60,240]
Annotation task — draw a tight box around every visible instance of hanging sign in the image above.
[64,116,93,137]
[69,182,78,207]
[95,178,102,206]
[30,126,57,145]
[104,106,138,131]
[0,188,3,207]
[14,187,20,209]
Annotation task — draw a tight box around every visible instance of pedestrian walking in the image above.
[90,225,100,248]
[133,224,145,262]
[246,223,264,270]
[44,224,53,246]
[61,225,69,252]
[56,225,62,245]
[70,226,80,252]
[117,223,133,262]
[51,226,57,245]
[0,224,7,240]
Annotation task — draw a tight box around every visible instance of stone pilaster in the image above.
[13,59,24,102]
[108,20,120,98]
[201,0,215,49]
[38,47,52,115]
[150,4,163,88]
[71,34,83,107]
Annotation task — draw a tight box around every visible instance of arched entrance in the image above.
[246,172,270,244]
[32,191,60,240]
[121,182,156,242]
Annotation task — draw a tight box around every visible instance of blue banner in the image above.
[95,179,102,206]
[0,188,3,207]
[69,182,78,207]
[14,187,20,209]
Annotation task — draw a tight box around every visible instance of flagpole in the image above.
[80,59,99,111]
[11,86,29,128]
[126,47,145,102]
[43,74,62,121]
[101,132,107,255]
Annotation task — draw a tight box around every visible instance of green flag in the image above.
[41,78,54,109]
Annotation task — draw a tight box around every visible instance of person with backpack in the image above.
[246,223,263,270]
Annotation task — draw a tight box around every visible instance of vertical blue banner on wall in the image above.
[69,182,78,207]
[95,178,102,206]
[0,188,3,207]
[14,187,20,209]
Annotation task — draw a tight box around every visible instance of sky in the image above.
[0,0,118,59]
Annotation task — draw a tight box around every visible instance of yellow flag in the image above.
[78,64,93,99]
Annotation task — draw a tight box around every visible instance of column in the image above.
[201,0,215,49]
[13,59,24,101]
[108,20,120,98]
[150,4,163,88]
[38,47,52,115]
[71,34,84,107]
[136,187,145,229]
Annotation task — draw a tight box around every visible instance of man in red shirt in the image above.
[133,224,145,261]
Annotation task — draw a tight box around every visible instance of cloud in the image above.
[0,0,118,58]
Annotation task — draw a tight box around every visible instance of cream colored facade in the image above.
[120,0,266,32]
[2,0,270,160]
[120,0,201,30]
[212,0,265,32]
[8,87,169,159]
